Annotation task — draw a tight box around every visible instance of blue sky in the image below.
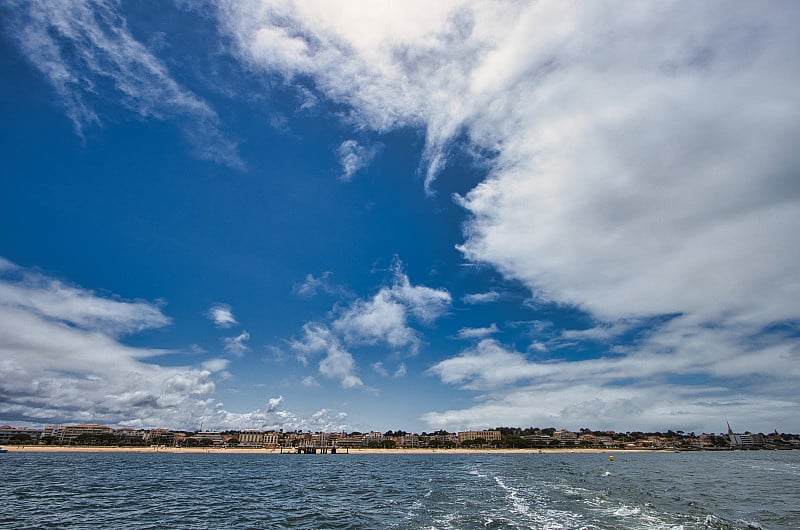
[1,0,799,434]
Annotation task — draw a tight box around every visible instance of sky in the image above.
[1,0,799,435]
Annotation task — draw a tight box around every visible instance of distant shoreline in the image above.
[4,446,675,455]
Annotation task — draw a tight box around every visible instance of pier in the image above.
[280,445,348,454]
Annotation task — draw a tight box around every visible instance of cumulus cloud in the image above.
[290,262,450,387]
[266,395,284,411]
[290,323,363,388]
[333,291,417,350]
[2,0,242,168]
[207,303,238,328]
[215,1,800,430]
[188,396,351,432]
[224,331,250,357]
[332,262,451,351]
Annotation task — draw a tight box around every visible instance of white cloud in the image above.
[462,291,500,304]
[0,259,353,431]
[372,362,388,377]
[289,264,449,387]
[426,328,800,432]
[394,363,407,378]
[336,140,380,181]
[224,331,250,357]
[290,323,363,388]
[301,376,320,388]
[266,395,284,411]
[0,260,170,337]
[333,291,417,350]
[332,262,451,352]
[293,272,343,298]
[456,323,499,340]
[319,345,362,389]
[0,261,211,427]
[207,303,238,328]
[201,358,231,373]
[191,396,351,432]
[3,0,242,168]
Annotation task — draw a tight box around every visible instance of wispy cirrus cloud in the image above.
[2,0,243,168]
[224,331,250,357]
[293,272,349,298]
[456,323,499,340]
[0,258,170,337]
[462,291,499,305]
[336,139,381,181]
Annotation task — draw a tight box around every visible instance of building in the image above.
[391,433,420,448]
[114,428,145,445]
[334,432,365,448]
[142,429,175,445]
[237,430,279,448]
[522,434,554,446]
[727,422,763,448]
[0,425,42,444]
[43,424,113,444]
[420,432,458,447]
[458,430,501,445]
[194,431,224,446]
[552,430,579,446]
[363,431,386,446]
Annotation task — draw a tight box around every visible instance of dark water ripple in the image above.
[1,451,798,529]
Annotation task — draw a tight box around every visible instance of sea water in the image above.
[1,451,798,529]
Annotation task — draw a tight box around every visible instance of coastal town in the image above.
[2,423,798,452]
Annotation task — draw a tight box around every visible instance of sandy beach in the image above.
[3,445,658,455]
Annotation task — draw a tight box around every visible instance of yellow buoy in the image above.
[609,455,614,461]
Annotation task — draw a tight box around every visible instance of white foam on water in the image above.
[434,511,460,530]
[613,505,641,517]
[494,476,531,517]
[586,500,690,529]
[492,476,589,529]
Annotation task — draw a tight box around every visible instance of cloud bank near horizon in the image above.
[0,258,348,432]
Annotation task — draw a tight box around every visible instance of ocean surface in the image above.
[1,450,798,529]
